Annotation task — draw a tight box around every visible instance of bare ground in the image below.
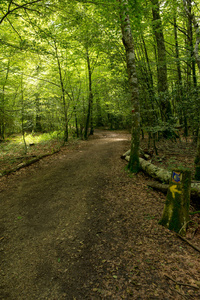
[0,130,200,299]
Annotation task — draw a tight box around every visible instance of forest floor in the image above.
[0,129,200,300]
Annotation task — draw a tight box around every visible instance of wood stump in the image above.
[159,169,191,235]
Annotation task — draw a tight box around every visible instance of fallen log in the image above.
[147,181,169,193]
[0,149,60,177]
[147,181,200,201]
[121,149,151,161]
[125,155,171,183]
[123,152,200,199]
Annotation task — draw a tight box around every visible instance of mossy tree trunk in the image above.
[84,48,94,139]
[195,128,200,180]
[151,0,172,123]
[118,0,140,173]
[35,93,42,132]
[54,41,68,142]
[159,169,191,235]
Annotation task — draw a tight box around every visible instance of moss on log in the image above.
[123,153,171,183]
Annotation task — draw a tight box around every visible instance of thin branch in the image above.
[0,38,21,49]
[73,0,117,6]
[0,0,43,25]
[177,233,200,253]
[169,288,189,300]
[7,17,23,42]
[169,20,189,38]
[8,0,13,11]
[165,274,199,289]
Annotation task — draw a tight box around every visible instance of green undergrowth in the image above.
[0,131,63,157]
[0,131,80,174]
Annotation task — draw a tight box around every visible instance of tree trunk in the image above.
[151,0,172,122]
[84,49,93,139]
[118,0,140,173]
[159,170,191,235]
[173,16,189,136]
[21,74,27,155]
[54,41,68,142]
[35,93,42,132]
[195,129,200,180]
[186,0,197,87]
[0,60,10,140]
[183,1,200,179]
[74,106,79,138]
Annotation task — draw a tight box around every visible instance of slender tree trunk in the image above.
[174,15,188,135]
[183,1,200,177]
[195,130,200,180]
[54,42,68,142]
[140,34,158,129]
[187,0,197,87]
[118,0,140,172]
[84,49,94,139]
[174,16,182,87]
[21,74,27,154]
[96,97,103,127]
[0,60,10,140]
[35,93,42,132]
[151,0,172,122]
[74,106,79,138]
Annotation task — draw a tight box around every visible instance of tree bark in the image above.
[195,130,200,180]
[186,0,197,87]
[173,15,188,136]
[35,93,42,132]
[84,48,94,139]
[54,41,68,142]
[151,0,172,122]
[183,1,200,179]
[159,170,191,235]
[118,0,140,173]
[0,60,10,140]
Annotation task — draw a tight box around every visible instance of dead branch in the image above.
[177,234,200,253]
[165,274,199,289]
[169,288,189,299]
[6,155,37,161]
[0,149,60,177]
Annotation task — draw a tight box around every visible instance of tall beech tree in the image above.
[84,47,94,139]
[118,0,140,173]
[150,0,172,124]
[182,0,200,179]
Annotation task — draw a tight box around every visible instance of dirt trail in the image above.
[0,131,128,299]
[0,130,200,300]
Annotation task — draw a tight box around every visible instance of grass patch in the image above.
[0,131,67,174]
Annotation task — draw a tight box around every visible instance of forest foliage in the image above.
[0,0,200,146]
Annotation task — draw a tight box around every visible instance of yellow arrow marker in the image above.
[170,185,182,198]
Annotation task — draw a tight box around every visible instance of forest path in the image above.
[1,130,200,300]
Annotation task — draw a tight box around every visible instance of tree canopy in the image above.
[1,0,200,168]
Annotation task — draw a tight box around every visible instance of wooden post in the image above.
[159,169,191,235]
